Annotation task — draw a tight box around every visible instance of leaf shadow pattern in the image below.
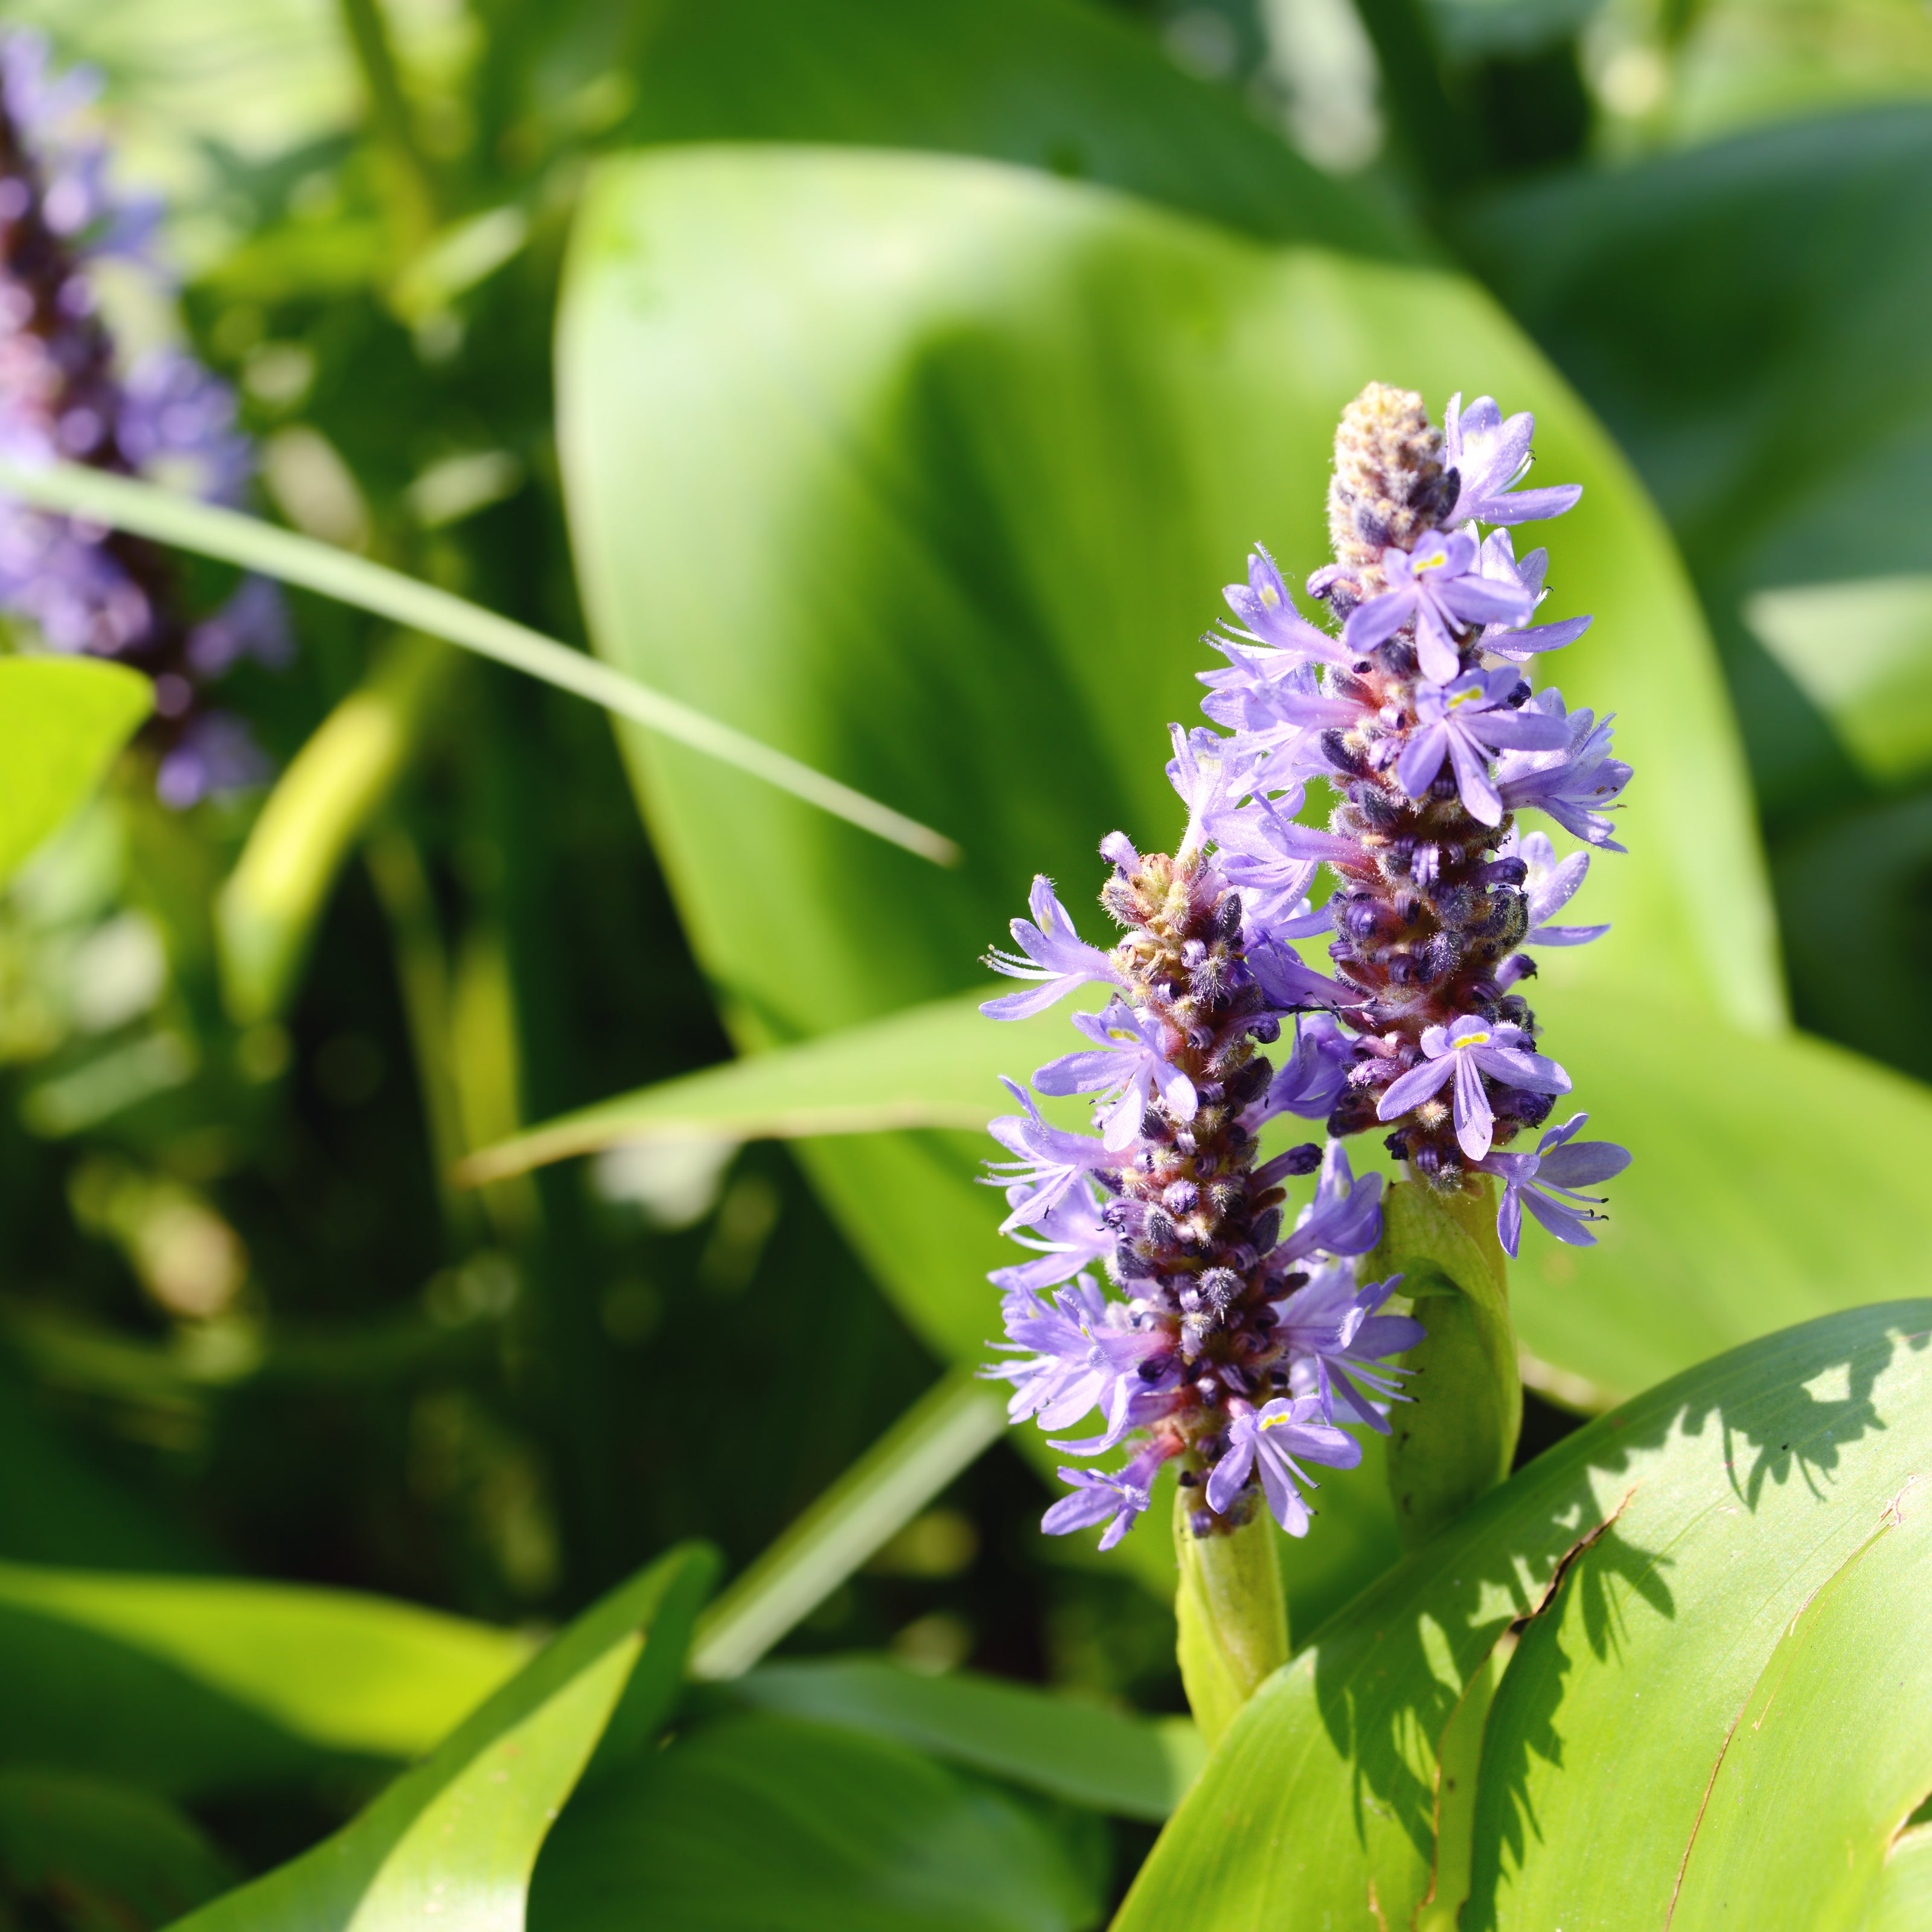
[1459,1307,1928,1930]
[1111,1301,1932,1932]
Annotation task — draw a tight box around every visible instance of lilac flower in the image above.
[1043,1442,1172,1550]
[1344,530,1536,684]
[982,876,1122,1019]
[1503,827,1607,947]
[1473,1113,1632,1256]
[988,1180,1111,1294]
[1395,667,1572,826]
[1276,1264,1424,1431]
[1249,934,1352,1013]
[1476,530,1592,663]
[985,1081,1123,1228]
[1203,782,1348,939]
[1494,691,1631,850]
[1375,1016,1572,1162]
[1220,545,1356,668]
[1275,1141,1383,1265]
[1259,1012,1352,1121]
[1204,1397,1362,1535]
[1034,1000,1197,1151]
[1444,394,1583,529]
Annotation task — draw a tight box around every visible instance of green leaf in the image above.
[0,659,149,889]
[0,1768,237,1932]
[0,460,954,866]
[1114,1300,1932,1931]
[1372,1179,1520,1545]
[529,1712,1104,1932]
[1866,1826,1932,1932]
[0,1559,529,1798]
[169,1544,717,1932]
[734,1656,1202,1823]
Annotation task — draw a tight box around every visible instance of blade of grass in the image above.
[0,460,959,866]
[687,1372,1006,1681]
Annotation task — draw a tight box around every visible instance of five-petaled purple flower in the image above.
[982,876,1122,1020]
[1445,393,1584,529]
[1205,1397,1362,1535]
[1042,1443,1169,1550]
[1345,530,1535,685]
[1375,1017,1572,1162]
[1395,667,1572,826]
[1275,1263,1425,1433]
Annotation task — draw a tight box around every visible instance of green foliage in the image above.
[529,1712,1104,1932]
[1117,1301,1932,1929]
[0,1560,526,1796]
[734,1657,1203,1822]
[1172,1495,1289,1748]
[169,1544,716,1932]
[0,659,150,888]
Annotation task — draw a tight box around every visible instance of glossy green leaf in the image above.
[0,459,953,865]
[1866,1826,1932,1932]
[529,1712,1103,1932]
[0,1559,529,1798]
[734,1655,1202,1823]
[0,1768,236,1932]
[0,659,149,889]
[170,1543,717,1932]
[1114,1300,1932,1931]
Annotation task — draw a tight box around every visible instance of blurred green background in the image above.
[2,0,1931,1919]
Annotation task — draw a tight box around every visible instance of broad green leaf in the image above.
[0,460,953,866]
[170,1544,717,1932]
[689,1373,1006,1681]
[0,1560,529,1798]
[0,1768,236,1932]
[1372,1179,1520,1545]
[1114,1300,1932,1931]
[734,1656,1203,1823]
[0,659,149,889]
[529,1712,1103,1932]
[1867,1827,1932,1932]
[615,0,1415,258]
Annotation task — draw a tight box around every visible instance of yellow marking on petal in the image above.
[1260,585,1281,609]
[1259,1412,1301,1431]
[1451,1031,1492,1049]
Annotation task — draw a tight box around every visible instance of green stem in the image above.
[1174,1490,1289,1748]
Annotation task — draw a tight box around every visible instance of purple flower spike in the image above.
[1494,691,1631,849]
[1043,1442,1171,1550]
[982,875,1123,1019]
[1275,1264,1424,1431]
[1204,1396,1362,1535]
[1345,530,1536,684]
[988,1275,1171,1449]
[1474,1113,1632,1256]
[1034,1000,1198,1151]
[1476,530,1592,662]
[1396,667,1571,826]
[1445,394,1583,529]
[1375,1016,1572,1162]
